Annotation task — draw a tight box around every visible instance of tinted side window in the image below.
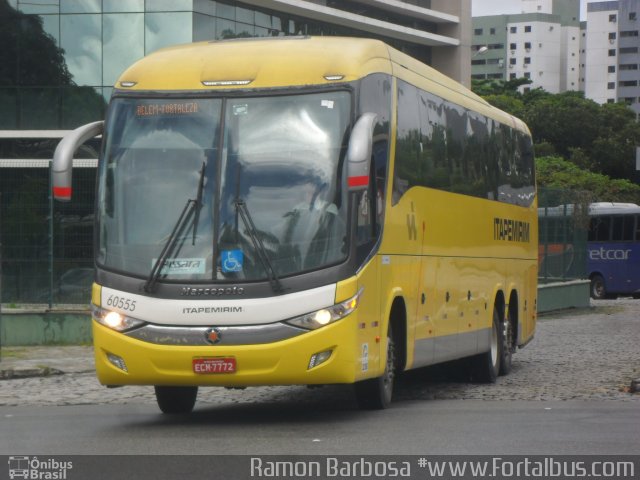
[589,216,611,241]
[393,79,535,207]
[393,81,421,203]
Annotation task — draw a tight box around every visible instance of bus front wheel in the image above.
[154,386,198,414]
[354,325,395,409]
[590,274,607,300]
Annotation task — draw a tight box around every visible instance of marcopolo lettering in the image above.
[589,248,632,261]
[181,286,245,296]
[494,218,530,243]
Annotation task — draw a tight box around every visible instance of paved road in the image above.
[2,401,639,455]
[2,299,639,408]
[1,299,639,456]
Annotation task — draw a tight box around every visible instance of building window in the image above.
[620,47,639,54]
[490,27,496,35]
[524,57,531,64]
[510,42,516,50]
[609,14,617,22]
[474,28,483,35]
[620,30,639,37]
[608,82,615,89]
[510,57,516,65]
[510,73,517,80]
[607,99,615,103]
[609,32,617,40]
[609,49,616,56]
[619,80,639,87]
[524,72,531,79]
[524,25,532,33]
[608,65,616,73]
[524,42,531,49]
[630,12,637,21]
[471,59,486,65]
[471,74,487,79]
[620,63,639,70]
[510,26,517,33]
[487,73,503,79]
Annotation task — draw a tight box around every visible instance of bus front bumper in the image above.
[93,317,367,387]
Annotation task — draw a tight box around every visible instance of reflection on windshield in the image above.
[218,93,349,280]
[97,98,221,280]
[97,92,350,282]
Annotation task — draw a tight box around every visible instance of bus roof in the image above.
[589,202,640,215]
[539,202,640,217]
[116,36,526,132]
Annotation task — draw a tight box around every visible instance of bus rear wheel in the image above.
[154,386,198,414]
[499,309,514,376]
[473,308,501,383]
[590,274,608,300]
[354,325,395,409]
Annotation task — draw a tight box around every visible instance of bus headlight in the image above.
[92,305,146,332]
[286,288,363,330]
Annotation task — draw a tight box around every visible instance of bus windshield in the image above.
[97,92,350,282]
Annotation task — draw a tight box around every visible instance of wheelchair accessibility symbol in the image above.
[222,249,244,273]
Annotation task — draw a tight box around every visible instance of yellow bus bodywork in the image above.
[95,37,537,388]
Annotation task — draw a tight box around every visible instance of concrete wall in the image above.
[0,310,92,346]
[537,280,591,313]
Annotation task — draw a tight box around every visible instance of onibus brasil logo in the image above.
[8,456,72,479]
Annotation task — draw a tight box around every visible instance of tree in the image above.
[536,156,640,204]
[524,92,601,158]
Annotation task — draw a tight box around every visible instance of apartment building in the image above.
[472,0,580,93]
[584,0,640,116]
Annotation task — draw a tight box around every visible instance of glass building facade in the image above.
[0,0,467,304]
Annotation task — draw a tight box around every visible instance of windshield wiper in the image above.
[192,162,206,245]
[144,162,206,293]
[235,199,283,294]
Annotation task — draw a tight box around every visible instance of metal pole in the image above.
[49,162,53,309]
[1,192,3,360]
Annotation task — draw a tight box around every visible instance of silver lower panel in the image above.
[125,322,307,346]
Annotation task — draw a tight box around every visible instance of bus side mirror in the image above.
[346,112,377,192]
[52,121,104,201]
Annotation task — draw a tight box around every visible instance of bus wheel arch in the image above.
[388,296,407,372]
[354,295,406,410]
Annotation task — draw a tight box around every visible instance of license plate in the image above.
[193,357,236,374]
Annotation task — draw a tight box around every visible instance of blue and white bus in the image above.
[587,203,640,299]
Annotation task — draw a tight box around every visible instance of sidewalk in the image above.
[0,346,94,379]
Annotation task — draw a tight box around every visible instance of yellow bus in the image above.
[53,36,537,413]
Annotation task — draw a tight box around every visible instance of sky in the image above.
[472,0,589,20]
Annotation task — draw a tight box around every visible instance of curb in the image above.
[0,367,64,380]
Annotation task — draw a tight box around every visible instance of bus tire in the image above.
[590,274,607,300]
[499,309,514,376]
[154,386,198,414]
[473,308,501,383]
[354,325,395,410]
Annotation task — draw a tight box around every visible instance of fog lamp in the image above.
[106,352,128,372]
[308,350,332,369]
